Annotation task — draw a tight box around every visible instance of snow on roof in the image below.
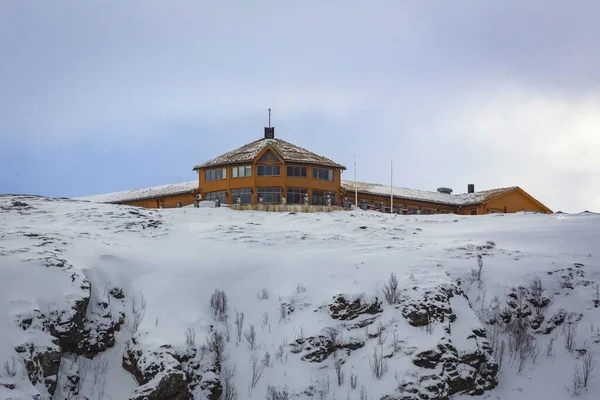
[340,180,516,206]
[193,138,346,170]
[74,180,198,204]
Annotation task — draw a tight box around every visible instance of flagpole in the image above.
[354,155,358,207]
[390,160,393,214]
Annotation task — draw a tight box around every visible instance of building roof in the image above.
[193,138,346,170]
[340,180,517,207]
[74,180,198,204]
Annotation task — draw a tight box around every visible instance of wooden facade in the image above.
[340,185,552,215]
[193,129,345,206]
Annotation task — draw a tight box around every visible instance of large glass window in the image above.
[257,165,280,176]
[287,188,307,204]
[232,165,252,178]
[312,167,334,181]
[231,188,252,205]
[260,151,278,162]
[205,168,226,182]
[206,190,228,204]
[287,166,307,178]
[312,190,337,205]
[257,187,281,204]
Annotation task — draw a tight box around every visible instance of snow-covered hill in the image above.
[1,195,599,400]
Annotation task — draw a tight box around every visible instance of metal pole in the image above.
[390,160,393,213]
[354,155,358,207]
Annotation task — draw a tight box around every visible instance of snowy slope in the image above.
[1,195,599,400]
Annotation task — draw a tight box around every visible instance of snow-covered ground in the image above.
[1,195,599,400]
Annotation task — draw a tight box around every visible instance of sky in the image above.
[1,1,599,213]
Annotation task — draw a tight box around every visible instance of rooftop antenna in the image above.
[268,108,271,128]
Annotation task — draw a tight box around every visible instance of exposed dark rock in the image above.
[401,284,460,327]
[290,335,365,362]
[110,287,125,299]
[15,339,61,397]
[328,295,382,321]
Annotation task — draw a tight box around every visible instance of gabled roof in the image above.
[74,180,198,204]
[340,180,517,207]
[193,138,346,170]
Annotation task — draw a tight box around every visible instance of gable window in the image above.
[287,166,307,178]
[312,167,334,181]
[232,165,252,178]
[231,188,251,205]
[287,188,307,204]
[257,165,280,176]
[257,187,281,204]
[205,168,227,182]
[260,151,278,162]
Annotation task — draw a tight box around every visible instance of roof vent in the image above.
[264,127,274,139]
[437,187,453,195]
[468,184,475,193]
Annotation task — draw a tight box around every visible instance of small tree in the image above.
[334,359,345,386]
[244,324,257,350]
[582,352,596,388]
[235,311,244,345]
[210,289,229,321]
[184,326,196,348]
[368,346,388,380]
[221,364,239,400]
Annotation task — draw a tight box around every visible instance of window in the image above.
[257,187,281,204]
[471,210,477,215]
[312,167,334,181]
[257,165,280,176]
[231,188,252,205]
[260,151,278,162]
[206,190,228,204]
[312,190,336,205]
[287,166,307,178]
[287,188,307,204]
[205,168,226,182]
[232,165,252,178]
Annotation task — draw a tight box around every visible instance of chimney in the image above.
[437,187,453,195]
[468,184,475,193]
[264,127,275,139]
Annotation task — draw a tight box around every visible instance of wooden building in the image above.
[75,181,199,208]
[340,181,552,215]
[76,123,552,214]
[192,126,346,206]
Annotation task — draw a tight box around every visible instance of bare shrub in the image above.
[382,273,399,304]
[392,332,402,354]
[235,311,245,345]
[129,293,147,333]
[582,351,596,388]
[210,289,229,321]
[295,284,307,294]
[324,326,342,348]
[350,371,358,390]
[221,364,239,400]
[262,352,272,368]
[334,359,345,386]
[376,321,387,345]
[572,364,584,396]
[207,330,226,367]
[184,326,196,348]
[275,342,287,364]
[278,303,287,324]
[496,340,506,371]
[359,386,369,400]
[256,287,270,300]
[563,320,579,352]
[368,346,388,380]
[4,357,17,377]
[594,283,600,308]
[470,254,484,284]
[262,312,270,331]
[266,385,290,400]
[528,277,553,316]
[546,337,555,357]
[249,354,265,392]
[244,324,257,350]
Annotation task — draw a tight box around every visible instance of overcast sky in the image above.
[1,1,599,212]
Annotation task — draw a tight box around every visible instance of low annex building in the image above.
[76,123,552,215]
